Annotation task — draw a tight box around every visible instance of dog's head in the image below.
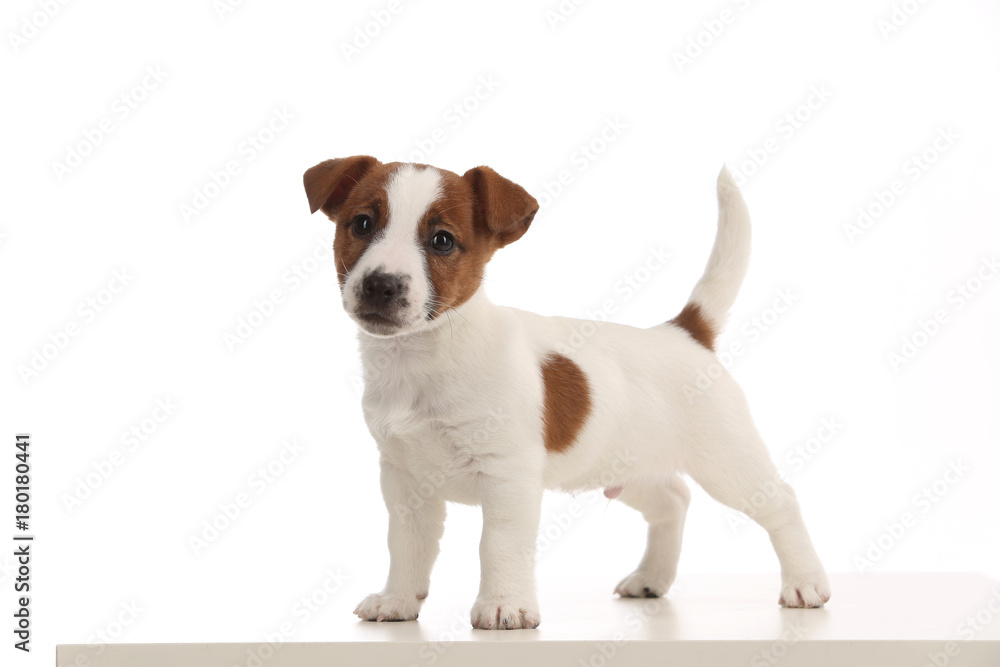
[304,156,538,337]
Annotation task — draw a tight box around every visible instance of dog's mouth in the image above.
[358,312,396,325]
[355,311,407,336]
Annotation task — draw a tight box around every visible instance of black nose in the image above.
[361,272,406,307]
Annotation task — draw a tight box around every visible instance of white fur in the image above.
[688,167,752,331]
[350,166,831,629]
[342,164,442,335]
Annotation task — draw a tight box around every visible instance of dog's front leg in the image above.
[354,459,446,622]
[471,472,543,629]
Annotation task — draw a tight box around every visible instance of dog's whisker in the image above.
[448,306,482,336]
[359,331,379,358]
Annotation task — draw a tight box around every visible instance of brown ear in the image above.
[462,166,539,248]
[303,155,379,217]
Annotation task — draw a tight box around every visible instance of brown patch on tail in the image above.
[540,354,592,453]
[671,303,715,351]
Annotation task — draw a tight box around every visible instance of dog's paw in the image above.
[779,573,831,608]
[614,568,676,598]
[470,596,540,630]
[354,592,422,622]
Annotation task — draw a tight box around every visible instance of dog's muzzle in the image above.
[355,270,410,332]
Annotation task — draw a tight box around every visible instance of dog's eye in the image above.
[351,214,374,236]
[431,231,455,254]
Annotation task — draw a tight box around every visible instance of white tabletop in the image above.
[57,572,1000,666]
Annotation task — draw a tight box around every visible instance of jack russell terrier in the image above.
[303,156,831,630]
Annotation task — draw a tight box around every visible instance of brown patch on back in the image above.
[670,302,715,351]
[540,353,592,453]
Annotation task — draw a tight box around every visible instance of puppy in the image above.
[303,156,831,630]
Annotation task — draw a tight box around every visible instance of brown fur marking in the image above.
[304,159,400,286]
[540,353,592,453]
[419,165,538,318]
[330,163,401,285]
[418,169,490,317]
[305,156,538,315]
[670,302,715,351]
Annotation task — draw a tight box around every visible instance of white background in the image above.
[2,0,999,660]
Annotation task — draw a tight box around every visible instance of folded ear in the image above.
[462,166,539,248]
[303,155,380,217]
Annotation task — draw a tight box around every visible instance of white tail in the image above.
[675,166,752,344]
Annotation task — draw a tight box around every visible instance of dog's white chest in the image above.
[362,378,485,503]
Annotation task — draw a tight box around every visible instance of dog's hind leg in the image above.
[682,417,831,608]
[613,472,691,598]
